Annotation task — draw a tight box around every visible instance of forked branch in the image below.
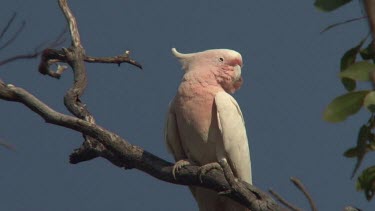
[0,0,284,210]
[0,80,281,211]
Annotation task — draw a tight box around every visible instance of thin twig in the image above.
[269,189,302,211]
[0,12,17,40]
[0,1,282,210]
[320,16,367,33]
[0,52,39,66]
[290,177,317,211]
[0,28,67,67]
[84,53,143,69]
[0,20,25,50]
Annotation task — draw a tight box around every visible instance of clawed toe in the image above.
[172,159,191,179]
[197,162,222,183]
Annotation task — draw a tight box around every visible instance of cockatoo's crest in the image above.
[172,48,244,93]
[171,48,195,71]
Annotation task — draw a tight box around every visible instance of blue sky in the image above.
[1,0,374,210]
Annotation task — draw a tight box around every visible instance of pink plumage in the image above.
[165,48,252,211]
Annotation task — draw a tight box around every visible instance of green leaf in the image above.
[344,147,359,158]
[323,90,370,122]
[340,78,356,91]
[364,91,375,112]
[356,166,375,200]
[314,0,352,12]
[351,125,371,178]
[339,38,367,91]
[344,144,375,158]
[341,39,366,70]
[339,61,375,81]
[360,41,375,60]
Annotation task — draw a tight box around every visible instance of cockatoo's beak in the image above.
[233,65,242,82]
[233,77,243,92]
[232,65,243,92]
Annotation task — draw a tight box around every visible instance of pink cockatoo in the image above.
[165,48,252,211]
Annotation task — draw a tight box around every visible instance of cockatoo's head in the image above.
[172,48,243,93]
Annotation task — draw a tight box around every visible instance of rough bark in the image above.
[0,0,287,210]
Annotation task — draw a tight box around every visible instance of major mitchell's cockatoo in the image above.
[165,48,252,211]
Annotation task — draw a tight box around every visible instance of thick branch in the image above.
[364,0,375,43]
[59,0,82,48]
[364,0,375,89]
[0,1,283,210]
[0,80,283,211]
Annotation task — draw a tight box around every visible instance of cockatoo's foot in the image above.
[197,162,223,183]
[172,159,191,179]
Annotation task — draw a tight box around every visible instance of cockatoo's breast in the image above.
[173,81,223,164]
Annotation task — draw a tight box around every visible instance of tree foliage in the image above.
[316,0,375,201]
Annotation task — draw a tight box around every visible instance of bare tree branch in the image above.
[0,27,67,67]
[269,189,302,211]
[38,48,142,78]
[59,0,82,49]
[0,80,283,211]
[0,1,290,210]
[320,16,367,34]
[290,177,317,211]
[364,0,375,90]
[0,20,25,50]
[364,0,375,44]
[0,52,39,66]
[85,51,142,69]
[0,12,17,40]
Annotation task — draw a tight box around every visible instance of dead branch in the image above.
[38,48,142,78]
[290,177,317,211]
[0,0,287,210]
[364,0,375,44]
[0,12,17,40]
[0,27,67,67]
[269,189,302,211]
[0,20,25,50]
[84,52,142,69]
[0,80,282,211]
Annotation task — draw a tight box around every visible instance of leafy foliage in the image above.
[317,0,375,201]
[360,42,375,61]
[340,39,366,91]
[314,0,352,12]
[356,166,375,200]
[340,61,375,82]
[364,92,375,112]
[323,91,370,122]
[350,125,371,178]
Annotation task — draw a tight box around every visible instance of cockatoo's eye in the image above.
[219,57,224,62]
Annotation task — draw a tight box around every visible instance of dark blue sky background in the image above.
[1,0,374,210]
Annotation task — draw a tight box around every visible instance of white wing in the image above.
[215,91,252,184]
[164,101,186,161]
